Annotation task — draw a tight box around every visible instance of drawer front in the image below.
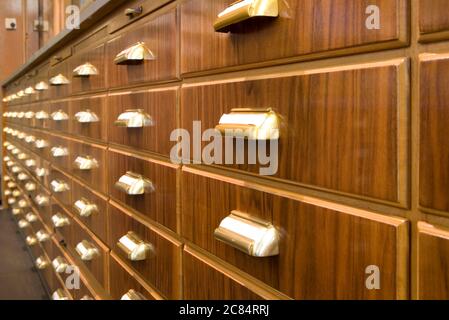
[108,149,178,231]
[33,103,50,129]
[181,61,408,204]
[419,0,449,41]
[106,8,178,88]
[109,253,159,300]
[70,141,107,193]
[181,0,408,74]
[71,180,108,243]
[32,186,52,220]
[71,44,106,93]
[52,201,73,242]
[34,158,51,188]
[32,131,51,161]
[49,168,72,209]
[70,95,107,142]
[183,249,263,300]
[48,63,71,99]
[49,135,71,171]
[48,101,70,133]
[34,63,51,101]
[182,169,409,299]
[420,55,449,213]
[107,87,177,156]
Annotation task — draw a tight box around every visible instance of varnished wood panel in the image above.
[108,203,181,299]
[420,55,449,213]
[180,0,408,74]
[419,0,449,41]
[106,8,178,88]
[70,44,106,94]
[182,169,409,300]
[70,95,107,142]
[107,149,178,232]
[107,87,178,156]
[183,249,263,300]
[182,61,408,204]
[418,222,449,300]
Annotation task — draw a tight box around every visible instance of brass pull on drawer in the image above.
[214,210,279,257]
[7,182,17,188]
[74,198,98,217]
[114,109,153,128]
[34,194,50,207]
[17,90,25,97]
[35,81,49,91]
[25,212,38,223]
[52,256,69,274]
[214,0,279,33]
[18,219,30,229]
[35,256,50,270]
[18,152,28,160]
[51,213,70,228]
[35,167,49,177]
[115,171,155,195]
[25,159,36,168]
[12,165,22,173]
[73,62,99,77]
[124,6,143,18]
[17,132,27,140]
[35,139,49,149]
[12,208,23,217]
[75,110,99,123]
[8,197,16,205]
[52,289,70,301]
[18,199,29,208]
[51,146,69,158]
[25,182,37,191]
[26,235,38,246]
[51,110,69,121]
[35,111,49,120]
[18,173,29,181]
[24,86,36,95]
[49,74,70,86]
[36,229,50,242]
[4,190,12,197]
[121,289,147,301]
[114,42,156,65]
[25,111,35,119]
[12,190,22,197]
[76,240,100,261]
[6,160,15,167]
[25,135,36,144]
[51,179,70,193]
[11,148,21,156]
[117,231,154,261]
[74,156,99,170]
[215,108,280,140]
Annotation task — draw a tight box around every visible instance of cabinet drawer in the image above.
[70,44,106,93]
[107,149,178,231]
[33,158,51,189]
[182,169,409,299]
[32,186,52,220]
[419,0,449,42]
[418,222,449,300]
[34,62,50,101]
[107,87,177,156]
[108,203,182,299]
[181,0,408,74]
[109,253,161,300]
[49,135,71,171]
[48,101,70,133]
[420,54,449,214]
[183,248,263,300]
[70,95,106,142]
[33,103,50,129]
[71,180,108,243]
[48,62,71,99]
[70,140,107,193]
[52,200,73,242]
[181,60,409,205]
[106,8,178,88]
[32,131,51,161]
[49,167,72,209]
[22,104,37,127]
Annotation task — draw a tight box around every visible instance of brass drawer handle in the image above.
[73,62,99,77]
[25,159,36,168]
[51,213,70,228]
[26,235,38,246]
[74,198,98,217]
[214,0,279,33]
[18,219,30,229]
[35,256,50,270]
[25,86,36,95]
[12,208,23,216]
[6,160,15,167]
[3,156,11,162]
[25,135,37,144]
[51,146,69,158]
[25,181,37,191]
[216,108,280,140]
[114,109,153,128]
[114,42,156,65]
[13,190,22,197]
[18,173,29,181]
[7,181,17,188]
[124,6,143,17]
[52,289,70,301]
[25,212,38,223]
[11,148,21,156]
[51,110,69,121]
[4,189,12,197]
[115,171,155,195]
[51,179,70,193]
[75,109,99,123]
[121,289,147,300]
[117,231,154,261]
[36,229,50,242]
[49,74,70,86]
[52,256,69,273]
[17,90,25,97]
[4,174,11,181]
[34,194,50,207]
[35,139,49,149]
[214,210,279,257]
[35,110,49,120]
[35,167,49,177]
[18,152,28,160]
[7,197,16,205]
[6,143,15,150]
[74,156,99,170]
[12,165,22,173]
[76,240,100,261]
[17,112,25,119]
[17,131,26,139]
[18,199,29,209]
[25,111,35,119]
[35,81,49,91]
[81,295,94,300]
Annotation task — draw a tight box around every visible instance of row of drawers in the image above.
[4,142,410,299]
[7,0,443,104]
